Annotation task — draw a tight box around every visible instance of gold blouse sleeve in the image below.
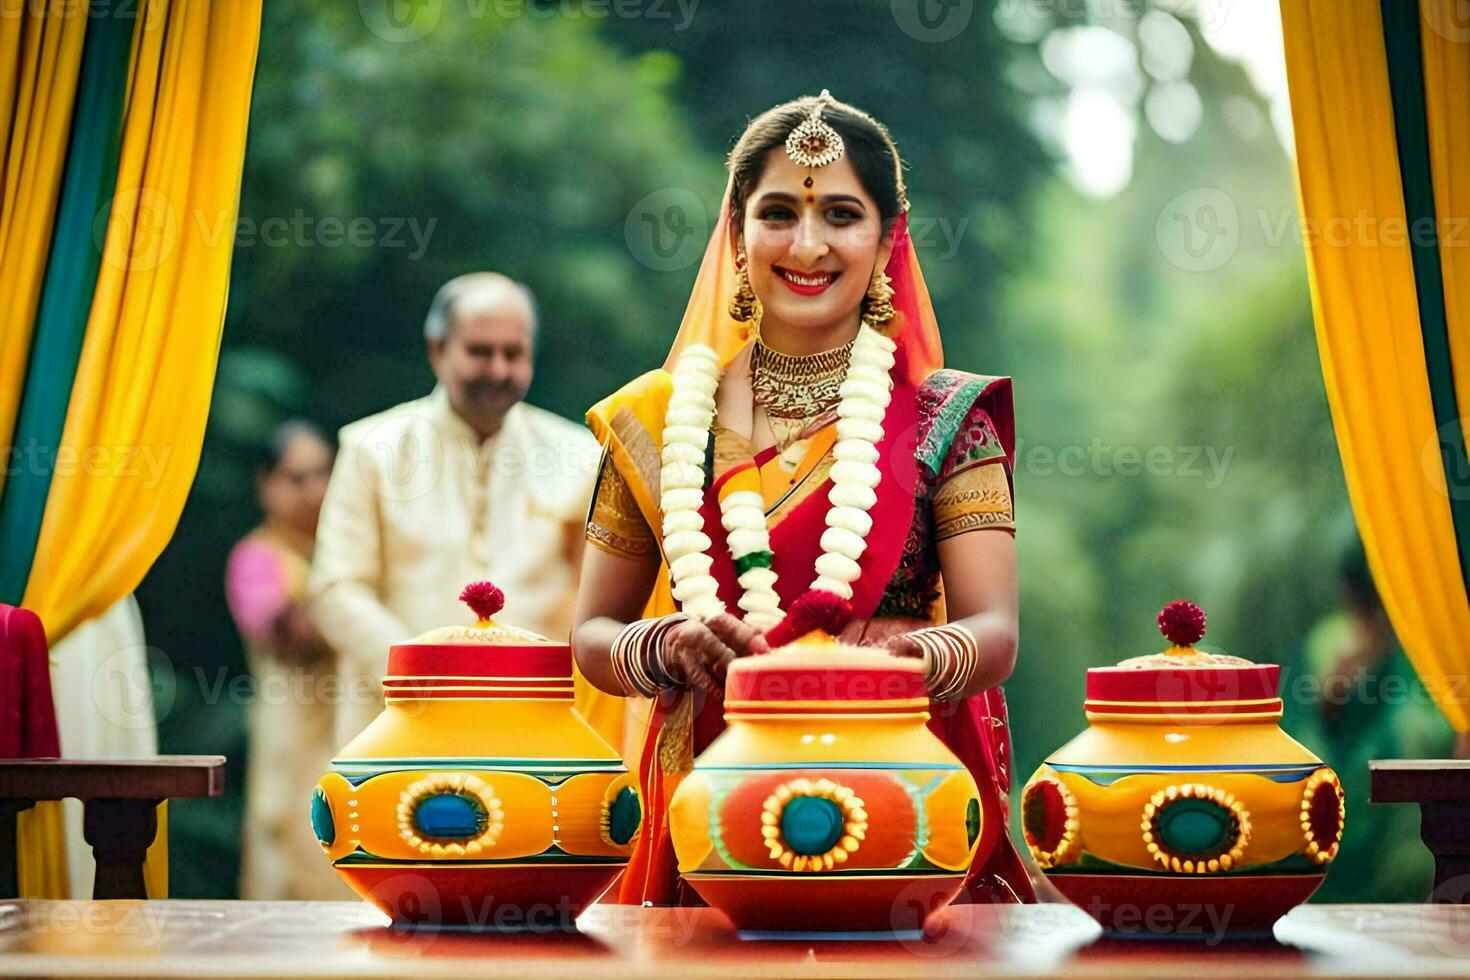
[585,449,657,560]
[932,458,1015,540]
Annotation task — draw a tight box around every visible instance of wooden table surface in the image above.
[2,900,1469,977]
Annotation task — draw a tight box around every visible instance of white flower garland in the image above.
[659,321,897,629]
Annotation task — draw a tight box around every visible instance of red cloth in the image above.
[618,374,1036,906]
[0,604,61,759]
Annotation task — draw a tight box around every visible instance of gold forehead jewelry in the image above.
[784,89,845,170]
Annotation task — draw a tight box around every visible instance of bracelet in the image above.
[610,614,687,698]
[908,623,980,702]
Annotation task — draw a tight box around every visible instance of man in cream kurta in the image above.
[308,273,617,748]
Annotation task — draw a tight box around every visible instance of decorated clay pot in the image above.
[668,634,986,937]
[1023,601,1344,938]
[311,583,638,929]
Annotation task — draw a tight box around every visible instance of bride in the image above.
[573,91,1033,906]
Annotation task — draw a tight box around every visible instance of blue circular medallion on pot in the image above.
[781,795,845,856]
[607,786,641,846]
[1156,796,1232,857]
[413,792,488,839]
[310,786,335,846]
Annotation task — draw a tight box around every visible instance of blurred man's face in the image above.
[428,302,534,437]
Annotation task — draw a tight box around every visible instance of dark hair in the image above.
[251,419,328,479]
[1337,538,1380,612]
[727,94,906,228]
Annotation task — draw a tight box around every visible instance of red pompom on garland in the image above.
[763,590,854,651]
[1157,600,1206,648]
[460,580,505,622]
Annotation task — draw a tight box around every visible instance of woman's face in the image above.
[259,432,333,534]
[740,150,892,338]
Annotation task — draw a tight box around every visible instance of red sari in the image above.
[589,365,1034,906]
[586,197,1032,904]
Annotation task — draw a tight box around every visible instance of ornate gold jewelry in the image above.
[730,253,760,324]
[751,338,852,450]
[863,269,896,328]
[785,89,844,170]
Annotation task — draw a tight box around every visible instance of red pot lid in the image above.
[1084,663,1282,719]
[1083,601,1283,720]
[381,581,572,701]
[725,634,929,716]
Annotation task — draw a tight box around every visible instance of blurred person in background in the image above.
[1285,535,1454,902]
[308,272,613,752]
[225,420,345,900]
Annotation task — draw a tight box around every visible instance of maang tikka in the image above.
[784,89,845,170]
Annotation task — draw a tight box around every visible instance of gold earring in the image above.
[730,253,759,325]
[864,269,895,326]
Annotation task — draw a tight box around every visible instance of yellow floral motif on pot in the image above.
[1141,783,1251,874]
[396,772,505,857]
[760,777,867,872]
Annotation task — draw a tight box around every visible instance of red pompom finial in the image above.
[1157,600,1206,648]
[460,581,505,622]
[763,590,854,650]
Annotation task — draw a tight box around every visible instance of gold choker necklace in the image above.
[750,338,853,421]
[751,338,854,456]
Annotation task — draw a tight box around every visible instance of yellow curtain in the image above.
[13,0,261,897]
[1281,0,1470,730]
[0,0,88,494]
[21,0,261,640]
[1419,2,1470,426]
[1,0,90,900]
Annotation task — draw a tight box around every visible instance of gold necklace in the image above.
[751,338,853,457]
[751,337,852,432]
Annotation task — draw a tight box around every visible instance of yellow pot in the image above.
[1023,603,1343,938]
[669,635,984,936]
[310,587,636,930]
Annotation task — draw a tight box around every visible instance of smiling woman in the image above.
[571,91,1035,908]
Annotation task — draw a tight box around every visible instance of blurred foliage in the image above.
[134,0,1446,901]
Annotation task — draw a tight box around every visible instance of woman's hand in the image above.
[882,629,928,661]
[831,616,930,652]
[660,612,769,694]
